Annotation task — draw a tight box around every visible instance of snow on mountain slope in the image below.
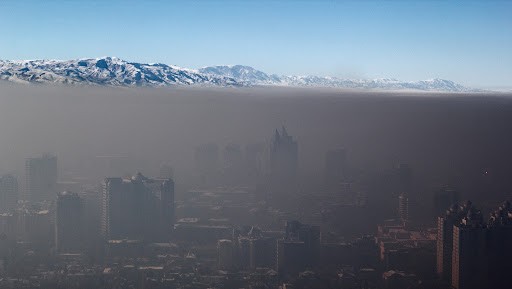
[201,65,471,92]
[0,57,240,87]
[0,57,472,91]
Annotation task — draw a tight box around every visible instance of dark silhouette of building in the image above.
[101,173,174,242]
[451,205,487,289]
[25,154,57,202]
[436,201,512,289]
[398,192,409,222]
[324,147,347,192]
[0,174,18,213]
[217,239,236,270]
[278,221,320,277]
[270,127,298,192]
[55,191,84,253]
[394,163,412,221]
[485,201,512,289]
[250,237,276,269]
[436,201,472,283]
[433,186,460,217]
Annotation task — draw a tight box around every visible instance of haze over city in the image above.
[0,1,511,289]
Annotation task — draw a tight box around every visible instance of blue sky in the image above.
[0,0,511,88]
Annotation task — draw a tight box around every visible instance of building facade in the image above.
[101,173,174,242]
[25,154,57,202]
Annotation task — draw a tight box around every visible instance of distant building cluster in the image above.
[437,201,512,289]
[0,128,510,289]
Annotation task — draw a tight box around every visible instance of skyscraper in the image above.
[451,206,487,289]
[277,220,322,278]
[433,186,460,217]
[25,154,57,202]
[270,127,298,189]
[437,201,512,289]
[485,201,512,289]
[55,191,84,253]
[398,192,409,222]
[217,239,236,270]
[101,173,174,241]
[0,175,18,212]
[436,202,471,283]
[394,163,412,221]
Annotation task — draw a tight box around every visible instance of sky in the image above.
[0,0,511,88]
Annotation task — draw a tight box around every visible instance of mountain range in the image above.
[0,57,472,92]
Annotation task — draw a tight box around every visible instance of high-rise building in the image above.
[436,202,471,283]
[437,201,512,289]
[79,190,102,252]
[398,193,409,222]
[433,187,460,217]
[394,163,412,221]
[217,239,236,270]
[25,154,57,202]
[0,175,18,212]
[277,239,307,277]
[270,127,298,188]
[485,201,512,289]
[101,173,174,241]
[324,148,347,192]
[250,237,276,269]
[277,220,321,278]
[451,206,487,289]
[55,191,84,253]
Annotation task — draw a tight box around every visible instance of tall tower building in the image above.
[433,187,460,217]
[55,191,84,253]
[217,239,236,270]
[270,127,298,188]
[398,192,409,222]
[486,201,512,289]
[0,175,18,212]
[436,202,470,282]
[277,221,321,278]
[25,154,57,202]
[324,148,347,192]
[394,163,412,221]
[101,173,174,241]
[451,206,487,289]
[437,201,512,289]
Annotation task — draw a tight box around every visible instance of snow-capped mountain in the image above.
[198,65,281,85]
[0,57,472,91]
[200,65,470,92]
[0,57,239,87]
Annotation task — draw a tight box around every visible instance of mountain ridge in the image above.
[0,57,474,92]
